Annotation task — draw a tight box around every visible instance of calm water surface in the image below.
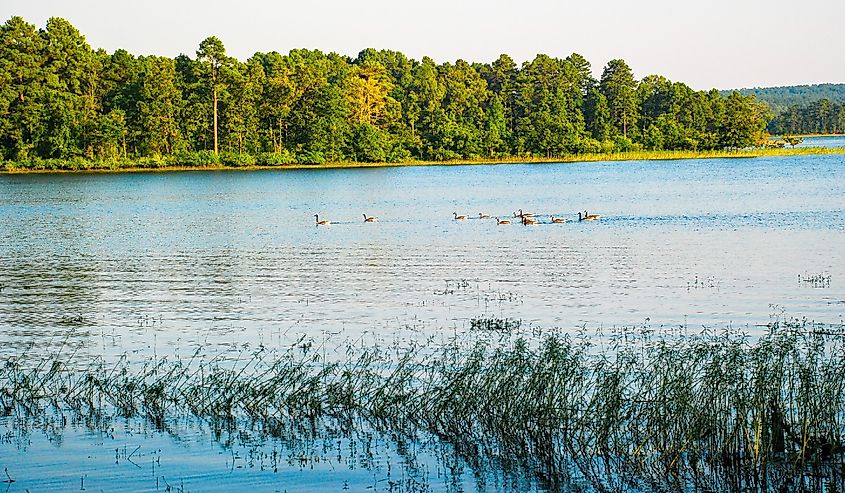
[795,135,845,148]
[1,155,843,358]
[1,154,844,491]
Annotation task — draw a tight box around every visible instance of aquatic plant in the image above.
[469,316,522,332]
[2,316,844,492]
[798,272,832,288]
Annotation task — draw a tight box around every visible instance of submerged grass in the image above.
[2,317,845,492]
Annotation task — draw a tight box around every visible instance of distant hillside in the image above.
[724,84,845,113]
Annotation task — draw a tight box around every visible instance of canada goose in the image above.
[478,212,490,219]
[514,208,535,218]
[363,214,378,222]
[522,216,538,225]
[314,214,330,225]
[496,218,511,225]
[453,212,467,220]
[550,216,566,223]
[578,211,601,221]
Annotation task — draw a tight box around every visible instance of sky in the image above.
[2,0,843,90]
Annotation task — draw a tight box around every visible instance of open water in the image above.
[1,151,844,491]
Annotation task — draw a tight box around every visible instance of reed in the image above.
[2,316,844,492]
[2,147,843,174]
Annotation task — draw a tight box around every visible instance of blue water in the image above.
[795,135,845,148]
[1,154,845,491]
[1,155,844,359]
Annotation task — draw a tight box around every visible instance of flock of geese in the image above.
[314,213,378,225]
[455,209,601,225]
[314,209,601,226]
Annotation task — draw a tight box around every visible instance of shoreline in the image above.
[2,146,843,175]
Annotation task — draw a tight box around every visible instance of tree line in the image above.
[767,99,845,135]
[732,85,845,136]
[733,84,845,113]
[0,16,771,167]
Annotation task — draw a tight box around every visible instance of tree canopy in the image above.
[0,16,773,167]
[767,99,845,135]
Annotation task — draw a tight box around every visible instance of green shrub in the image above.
[385,146,411,163]
[429,148,461,161]
[613,135,634,152]
[581,138,603,154]
[296,150,326,164]
[170,150,220,167]
[136,156,167,168]
[599,140,615,153]
[255,151,296,165]
[220,151,256,167]
[65,156,91,170]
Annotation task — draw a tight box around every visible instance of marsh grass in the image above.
[2,317,845,492]
[469,316,522,333]
[2,147,844,174]
[798,273,832,288]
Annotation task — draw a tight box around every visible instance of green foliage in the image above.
[350,123,388,162]
[720,91,768,148]
[0,16,781,169]
[769,99,845,135]
[731,83,845,113]
[137,56,181,156]
[255,151,295,165]
[729,85,845,135]
[296,150,326,164]
[600,59,638,139]
[782,135,803,147]
[171,150,220,167]
[219,151,255,167]
[613,135,634,152]
[196,36,229,154]
[135,155,168,168]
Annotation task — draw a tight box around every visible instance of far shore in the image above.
[2,146,844,175]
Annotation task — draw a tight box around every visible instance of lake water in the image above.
[1,155,843,359]
[795,135,845,148]
[1,153,844,491]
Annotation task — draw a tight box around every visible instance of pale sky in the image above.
[3,0,843,90]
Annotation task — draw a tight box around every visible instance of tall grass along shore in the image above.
[1,146,843,174]
[3,316,844,492]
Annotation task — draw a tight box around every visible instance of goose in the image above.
[453,212,468,220]
[363,214,378,222]
[583,210,601,220]
[478,212,490,219]
[522,216,538,225]
[514,208,535,218]
[496,218,511,225]
[314,214,330,225]
[550,216,567,223]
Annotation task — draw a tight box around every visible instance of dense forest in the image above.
[0,16,776,167]
[734,84,845,112]
[730,85,845,135]
[766,99,845,135]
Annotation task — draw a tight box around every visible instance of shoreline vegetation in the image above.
[0,16,811,174]
[3,316,844,491]
[2,146,843,174]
